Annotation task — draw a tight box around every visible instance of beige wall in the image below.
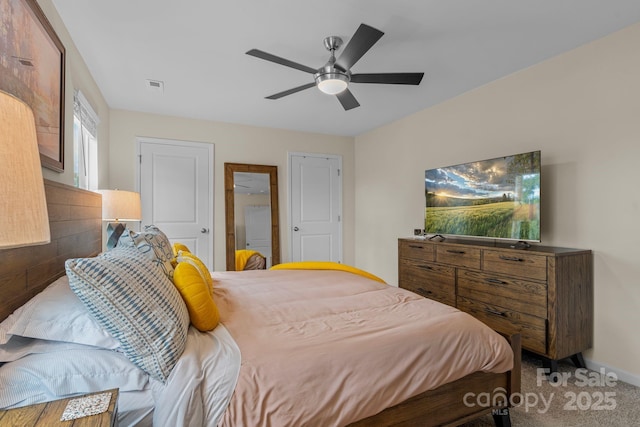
[109,110,354,271]
[38,0,110,188]
[355,22,640,380]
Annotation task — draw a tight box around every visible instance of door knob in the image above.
[293,226,299,231]
[201,228,209,234]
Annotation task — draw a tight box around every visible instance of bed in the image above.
[0,180,520,426]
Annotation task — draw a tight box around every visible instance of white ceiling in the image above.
[52,0,640,137]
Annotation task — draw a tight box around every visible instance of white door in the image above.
[244,205,272,267]
[289,153,342,262]
[138,137,214,269]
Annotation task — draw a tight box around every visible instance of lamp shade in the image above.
[0,91,51,249]
[97,190,142,221]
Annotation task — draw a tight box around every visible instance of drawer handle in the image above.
[416,287,433,296]
[486,308,507,317]
[417,265,433,271]
[408,245,424,249]
[446,250,466,255]
[485,278,507,285]
[499,255,524,262]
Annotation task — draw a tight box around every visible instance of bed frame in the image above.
[0,180,520,427]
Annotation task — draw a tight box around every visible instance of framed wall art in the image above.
[0,0,66,171]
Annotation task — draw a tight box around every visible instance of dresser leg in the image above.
[570,352,586,369]
[492,408,511,427]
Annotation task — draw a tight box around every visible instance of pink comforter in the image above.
[212,269,513,427]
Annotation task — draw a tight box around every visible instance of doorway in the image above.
[242,205,272,267]
[289,152,342,262]
[137,137,214,269]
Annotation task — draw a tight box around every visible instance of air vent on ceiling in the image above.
[146,79,164,93]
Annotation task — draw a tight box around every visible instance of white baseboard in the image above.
[585,357,640,388]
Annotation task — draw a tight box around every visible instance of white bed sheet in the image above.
[0,324,240,427]
[118,389,154,427]
[150,324,241,426]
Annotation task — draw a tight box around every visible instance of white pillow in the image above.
[0,335,101,363]
[0,348,148,409]
[65,246,189,383]
[0,276,119,349]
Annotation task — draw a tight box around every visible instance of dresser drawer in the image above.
[457,296,547,354]
[457,269,547,318]
[401,279,455,307]
[399,258,455,306]
[435,245,481,269]
[483,250,547,281]
[398,240,435,262]
[399,258,454,283]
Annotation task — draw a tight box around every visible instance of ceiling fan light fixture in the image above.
[247,23,423,110]
[315,72,349,95]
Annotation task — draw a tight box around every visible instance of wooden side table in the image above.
[0,389,118,426]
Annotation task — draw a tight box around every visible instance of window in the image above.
[73,90,99,190]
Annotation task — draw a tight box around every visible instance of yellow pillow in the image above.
[173,262,220,331]
[235,249,262,271]
[173,242,191,256]
[176,251,214,295]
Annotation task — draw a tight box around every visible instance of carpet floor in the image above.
[460,352,640,427]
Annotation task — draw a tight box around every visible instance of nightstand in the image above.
[0,389,118,426]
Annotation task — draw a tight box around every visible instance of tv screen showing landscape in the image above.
[425,151,541,242]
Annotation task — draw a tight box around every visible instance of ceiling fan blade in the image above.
[265,82,316,100]
[335,24,384,72]
[336,89,360,111]
[351,73,424,85]
[246,49,317,74]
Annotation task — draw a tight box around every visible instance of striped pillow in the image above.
[65,246,189,383]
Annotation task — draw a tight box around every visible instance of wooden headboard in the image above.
[0,180,101,321]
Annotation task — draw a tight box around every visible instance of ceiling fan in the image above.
[246,23,424,111]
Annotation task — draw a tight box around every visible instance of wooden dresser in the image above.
[398,238,593,366]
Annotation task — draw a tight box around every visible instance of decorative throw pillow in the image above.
[65,246,189,383]
[176,251,214,295]
[235,249,265,271]
[173,262,220,331]
[172,242,191,256]
[244,253,266,270]
[118,225,175,280]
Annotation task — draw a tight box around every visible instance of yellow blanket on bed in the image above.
[270,261,386,284]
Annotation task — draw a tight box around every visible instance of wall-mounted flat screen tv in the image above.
[425,150,541,242]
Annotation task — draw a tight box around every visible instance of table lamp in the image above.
[0,91,51,249]
[97,189,142,249]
